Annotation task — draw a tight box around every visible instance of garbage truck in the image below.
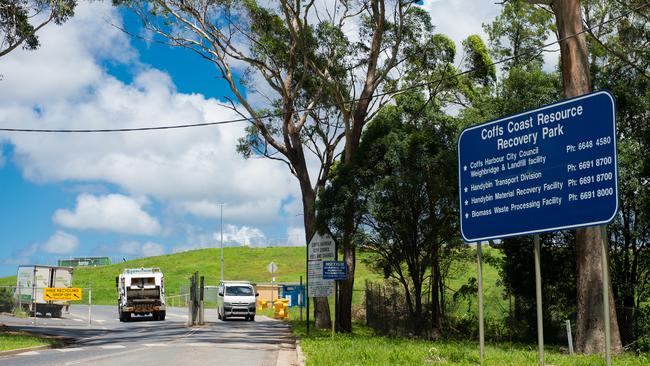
[15,265,74,317]
[116,268,166,321]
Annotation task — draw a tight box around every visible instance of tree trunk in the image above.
[300,177,331,330]
[337,244,355,332]
[431,246,442,339]
[551,0,622,354]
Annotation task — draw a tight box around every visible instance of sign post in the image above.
[268,262,278,304]
[307,233,335,335]
[458,91,618,365]
[534,235,544,366]
[477,242,485,363]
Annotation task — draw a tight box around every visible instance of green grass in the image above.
[0,247,383,306]
[0,333,56,351]
[0,245,504,324]
[291,321,649,366]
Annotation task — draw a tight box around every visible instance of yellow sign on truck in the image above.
[44,287,82,301]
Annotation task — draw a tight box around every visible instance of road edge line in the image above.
[0,344,52,357]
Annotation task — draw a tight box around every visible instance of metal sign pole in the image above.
[534,234,544,366]
[306,240,310,336]
[299,275,303,322]
[601,226,612,366]
[477,241,485,364]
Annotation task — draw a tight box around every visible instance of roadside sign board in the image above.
[458,90,618,242]
[43,287,82,301]
[308,233,335,261]
[323,261,347,280]
[308,261,333,297]
[267,261,278,274]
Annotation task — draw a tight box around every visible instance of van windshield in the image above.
[225,286,253,296]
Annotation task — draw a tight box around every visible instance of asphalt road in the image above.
[0,305,296,366]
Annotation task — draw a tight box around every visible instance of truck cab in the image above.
[116,268,166,322]
[217,281,258,321]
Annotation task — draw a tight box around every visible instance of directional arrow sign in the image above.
[43,287,83,301]
[458,90,618,242]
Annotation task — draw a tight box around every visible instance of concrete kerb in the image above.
[265,316,302,366]
[295,339,306,366]
[0,344,52,357]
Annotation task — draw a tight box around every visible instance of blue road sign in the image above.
[458,90,618,242]
[323,261,347,280]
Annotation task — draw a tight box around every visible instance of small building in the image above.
[57,257,111,267]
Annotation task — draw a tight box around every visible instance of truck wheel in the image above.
[125,312,132,322]
[249,315,255,322]
[222,313,227,321]
[217,311,222,320]
[160,311,166,321]
[53,309,62,318]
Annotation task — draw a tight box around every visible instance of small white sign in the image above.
[267,261,278,274]
[308,233,335,261]
[308,261,333,297]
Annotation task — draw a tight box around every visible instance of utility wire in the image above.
[0,2,646,134]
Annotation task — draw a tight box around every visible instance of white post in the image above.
[534,235,544,366]
[566,320,574,355]
[477,241,485,364]
[220,203,224,282]
[88,281,92,326]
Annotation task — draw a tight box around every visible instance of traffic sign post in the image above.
[306,233,336,335]
[458,91,618,366]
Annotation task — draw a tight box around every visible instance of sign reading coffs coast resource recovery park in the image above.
[458,90,618,242]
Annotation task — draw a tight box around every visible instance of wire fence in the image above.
[365,281,436,337]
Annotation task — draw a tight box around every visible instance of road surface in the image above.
[0,305,297,366]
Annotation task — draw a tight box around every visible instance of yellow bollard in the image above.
[258,299,268,310]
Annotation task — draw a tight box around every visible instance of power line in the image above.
[0,2,646,134]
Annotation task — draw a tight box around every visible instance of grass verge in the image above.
[290,321,649,366]
[0,332,57,352]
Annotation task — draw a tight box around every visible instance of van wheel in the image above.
[217,311,222,320]
[222,313,227,321]
[249,316,255,322]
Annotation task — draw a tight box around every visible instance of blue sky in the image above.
[0,1,503,277]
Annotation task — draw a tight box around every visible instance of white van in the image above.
[217,281,258,321]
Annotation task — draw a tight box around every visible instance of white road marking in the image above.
[17,351,40,356]
[93,319,106,323]
[143,343,167,347]
[99,345,126,349]
[72,318,83,322]
[165,313,186,319]
[58,348,84,353]
[186,342,213,347]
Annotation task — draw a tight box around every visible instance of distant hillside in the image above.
[0,246,506,319]
[0,246,381,306]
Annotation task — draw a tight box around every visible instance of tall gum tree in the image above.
[113,0,345,328]
[309,1,438,332]
[525,0,622,353]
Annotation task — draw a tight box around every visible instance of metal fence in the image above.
[365,281,435,337]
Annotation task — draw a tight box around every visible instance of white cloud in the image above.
[53,194,161,235]
[423,0,500,59]
[221,224,266,247]
[118,240,166,257]
[287,226,306,246]
[40,231,79,254]
[0,2,299,240]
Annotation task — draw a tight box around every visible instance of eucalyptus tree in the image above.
[0,0,76,58]
[113,0,432,330]
[585,0,650,348]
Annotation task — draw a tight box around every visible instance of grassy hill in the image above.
[0,246,506,320]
